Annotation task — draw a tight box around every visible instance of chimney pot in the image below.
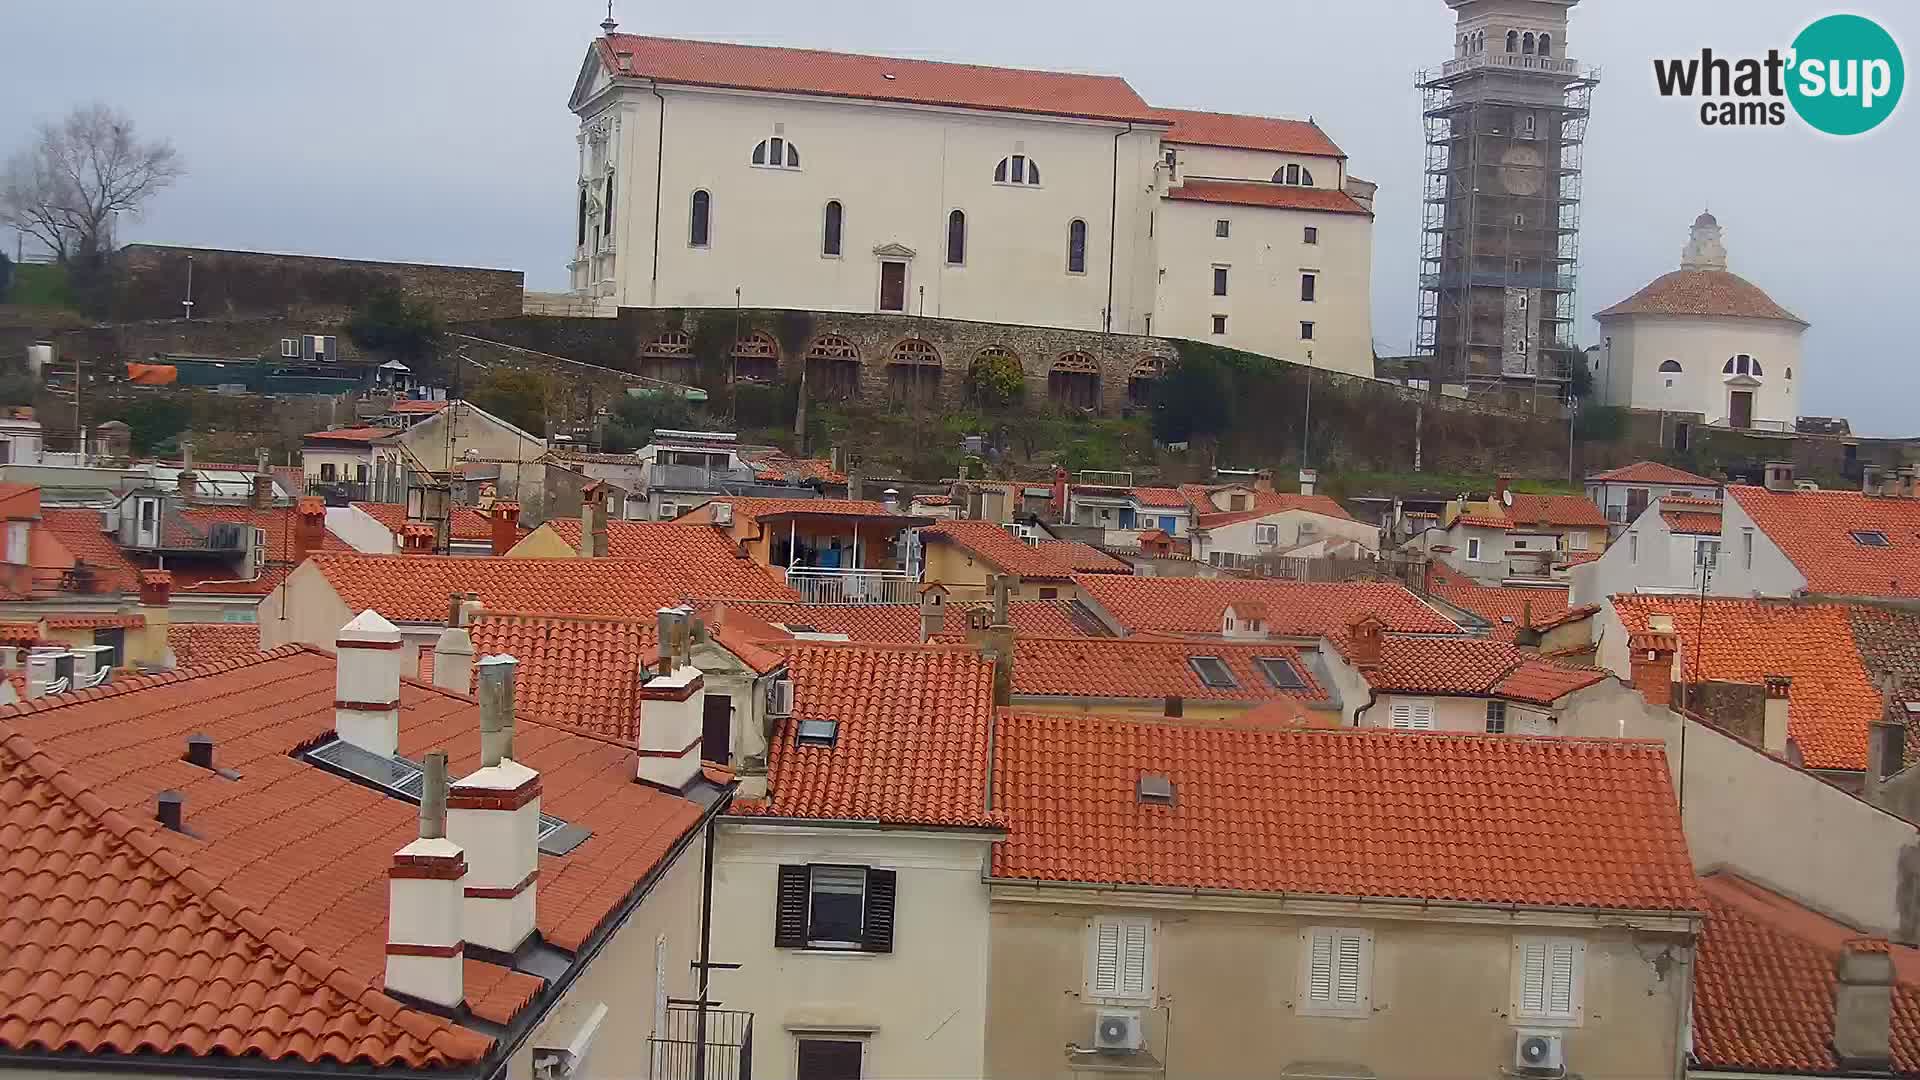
[1627,633,1678,708]
[251,473,273,510]
[156,790,185,832]
[386,749,467,1009]
[476,654,519,767]
[1834,943,1896,1068]
[185,733,214,769]
[419,751,448,840]
[490,501,520,556]
[1762,674,1793,756]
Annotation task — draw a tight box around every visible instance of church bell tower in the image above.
[1415,0,1598,398]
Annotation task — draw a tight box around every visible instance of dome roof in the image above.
[1694,210,1719,227]
[1594,269,1807,326]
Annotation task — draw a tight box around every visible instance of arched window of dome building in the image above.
[1659,360,1682,373]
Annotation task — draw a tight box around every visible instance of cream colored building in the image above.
[1592,213,1808,430]
[567,31,1375,376]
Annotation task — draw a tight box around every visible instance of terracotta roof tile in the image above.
[683,496,898,522]
[165,623,263,667]
[1166,179,1372,216]
[1076,575,1457,642]
[0,623,40,646]
[1508,493,1608,529]
[990,714,1704,910]
[1693,872,1920,1074]
[42,613,144,630]
[924,519,1076,580]
[1612,596,1880,770]
[1013,637,1326,703]
[468,612,652,741]
[1730,485,1920,597]
[1595,269,1806,324]
[738,450,846,486]
[1428,572,1572,642]
[309,546,794,624]
[0,646,707,1062]
[1588,461,1717,485]
[1662,504,1724,535]
[1367,635,1607,705]
[1036,539,1132,574]
[597,34,1160,124]
[1179,485,1356,523]
[302,426,397,444]
[351,501,519,543]
[1153,107,1344,156]
[36,509,143,594]
[731,641,1000,828]
[716,599,1107,643]
[1455,511,1512,530]
[151,506,352,596]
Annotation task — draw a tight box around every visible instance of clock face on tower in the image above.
[1500,145,1544,196]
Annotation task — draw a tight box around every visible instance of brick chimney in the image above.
[400,523,435,553]
[251,474,273,510]
[432,593,478,695]
[1347,615,1384,673]
[579,484,608,558]
[490,501,520,556]
[138,570,172,664]
[983,577,1015,707]
[637,607,705,791]
[448,654,541,953]
[176,470,198,503]
[1833,939,1895,1069]
[1762,674,1792,755]
[919,583,949,642]
[1051,466,1069,520]
[1627,632,1679,708]
[335,610,404,757]
[384,751,467,1010]
[294,497,327,563]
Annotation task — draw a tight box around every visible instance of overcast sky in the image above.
[5,1,1912,433]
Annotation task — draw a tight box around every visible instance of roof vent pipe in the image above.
[185,734,214,770]
[419,750,448,839]
[476,655,519,767]
[156,790,185,832]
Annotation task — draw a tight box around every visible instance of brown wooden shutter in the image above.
[775,864,809,948]
[861,868,896,953]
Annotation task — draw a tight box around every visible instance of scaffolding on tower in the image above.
[1414,52,1599,409]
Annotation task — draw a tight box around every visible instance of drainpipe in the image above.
[1105,123,1133,334]
[649,81,667,306]
[694,815,717,1080]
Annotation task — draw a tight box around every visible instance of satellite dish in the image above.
[1502,489,1514,507]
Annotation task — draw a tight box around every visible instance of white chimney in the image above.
[448,654,541,953]
[882,487,900,512]
[336,609,404,757]
[385,751,467,1009]
[637,607,705,791]
[1298,468,1318,497]
[1763,675,1792,756]
[432,593,477,695]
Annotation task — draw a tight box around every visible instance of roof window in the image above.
[1188,655,1238,689]
[1254,656,1306,690]
[796,718,840,747]
[1851,530,1892,547]
[302,738,590,855]
[1137,773,1175,805]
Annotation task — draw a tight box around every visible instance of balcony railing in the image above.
[648,1001,752,1080]
[1442,52,1583,78]
[649,463,762,491]
[785,567,917,605]
[1709,417,1794,433]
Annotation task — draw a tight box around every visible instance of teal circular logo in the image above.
[1788,14,1904,135]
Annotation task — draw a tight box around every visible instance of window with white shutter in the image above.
[1388,699,1434,730]
[1087,916,1153,1002]
[1512,937,1585,1025]
[1299,927,1371,1017]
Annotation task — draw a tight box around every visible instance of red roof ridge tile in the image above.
[765,635,983,657]
[0,720,492,1065]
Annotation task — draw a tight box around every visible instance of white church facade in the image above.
[1590,213,1808,430]
[565,30,1376,376]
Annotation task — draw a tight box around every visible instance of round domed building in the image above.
[1591,213,1807,430]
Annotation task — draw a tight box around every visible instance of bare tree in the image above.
[0,103,183,262]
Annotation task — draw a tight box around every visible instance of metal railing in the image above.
[785,567,917,605]
[648,1001,752,1080]
[649,463,762,491]
[1709,417,1794,433]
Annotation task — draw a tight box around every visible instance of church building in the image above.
[1591,213,1807,431]
[564,24,1376,376]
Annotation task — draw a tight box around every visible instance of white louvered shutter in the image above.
[1121,921,1151,997]
[1307,931,1335,1002]
[1547,941,1578,1016]
[1092,921,1122,995]
[1335,933,1364,1005]
[1390,701,1435,730]
[1519,941,1549,1015]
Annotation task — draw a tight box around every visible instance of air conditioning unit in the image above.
[279,338,300,359]
[711,502,734,526]
[1091,1010,1143,1053]
[1514,1030,1564,1073]
[766,676,795,718]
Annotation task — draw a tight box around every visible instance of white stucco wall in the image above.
[1195,509,1379,561]
[301,444,374,484]
[1706,495,1806,599]
[1570,503,1714,607]
[325,505,399,554]
[710,823,997,1080]
[1594,313,1804,427]
[1169,144,1344,190]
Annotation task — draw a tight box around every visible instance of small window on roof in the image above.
[303,738,589,855]
[796,718,840,746]
[1138,773,1175,805]
[1189,655,1238,689]
[1852,530,1892,547]
[1255,656,1306,690]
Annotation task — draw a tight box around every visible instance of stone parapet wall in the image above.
[116,244,524,322]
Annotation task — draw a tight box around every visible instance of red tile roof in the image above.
[352,501,518,543]
[386,400,447,415]
[307,546,794,624]
[923,519,1076,581]
[1508,493,1608,529]
[302,426,396,445]
[0,623,39,646]
[739,449,846,486]
[1179,484,1357,524]
[42,613,144,630]
[1166,179,1372,216]
[469,612,653,741]
[1612,595,1880,770]
[596,34,1160,124]
[0,721,490,1068]
[1595,269,1807,324]
[732,641,1001,829]
[1153,107,1344,156]
[1367,635,1607,705]
[167,622,264,667]
[1693,872,1920,1075]
[718,599,1106,643]
[1662,497,1724,535]
[1130,487,1192,509]
[1454,511,1512,530]
[1427,570,1573,642]
[37,508,142,594]
[1012,637,1327,704]
[156,506,352,595]
[684,496,899,522]
[0,646,707,1063]
[990,714,1703,910]
[1588,461,1718,485]
[1075,575,1457,642]
[1730,485,1920,598]
[1036,539,1132,574]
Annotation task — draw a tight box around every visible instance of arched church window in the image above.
[604,170,615,234]
[1066,219,1088,274]
[1538,33,1552,57]
[995,155,1041,186]
[1507,30,1519,53]
[690,190,711,247]
[947,210,967,265]
[751,137,801,169]
[823,200,843,257]
[1723,354,1762,377]
[1274,164,1313,186]
[1659,360,1682,373]
[577,186,588,247]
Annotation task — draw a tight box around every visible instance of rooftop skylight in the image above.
[303,738,590,855]
[1254,656,1306,690]
[1851,530,1892,547]
[1188,656,1238,690]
